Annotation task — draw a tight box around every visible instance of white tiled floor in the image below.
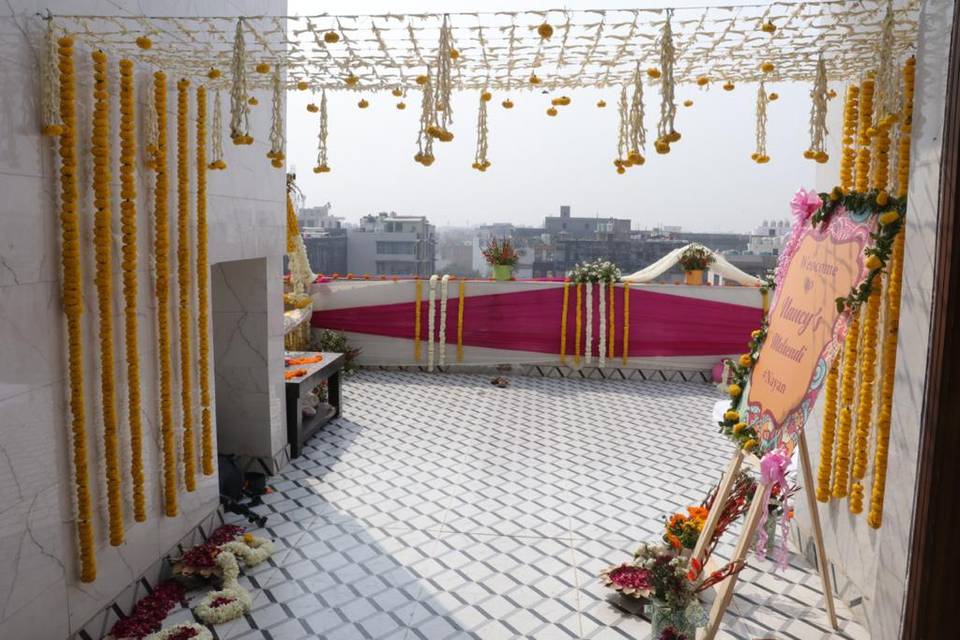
[196,371,870,639]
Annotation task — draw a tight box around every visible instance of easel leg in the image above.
[699,481,769,640]
[693,449,745,565]
[798,432,839,630]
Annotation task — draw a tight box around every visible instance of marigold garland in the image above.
[176,78,197,492]
[895,58,916,199]
[839,85,859,192]
[852,284,880,481]
[854,75,875,193]
[154,71,178,517]
[91,49,125,546]
[196,85,214,476]
[831,310,860,499]
[119,58,146,522]
[574,283,582,366]
[815,358,840,502]
[457,280,465,363]
[621,282,630,365]
[849,481,864,514]
[58,35,97,583]
[414,279,422,361]
[556,281,570,364]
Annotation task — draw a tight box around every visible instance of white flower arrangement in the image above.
[439,275,450,366]
[568,259,621,284]
[427,275,438,371]
[220,535,274,568]
[145,623,213,640]
[584,283,593,365]
[193,586,252,625]
[598,281,607,368]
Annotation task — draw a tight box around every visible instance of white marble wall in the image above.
[0,1,286,637]
[799,1,953,637]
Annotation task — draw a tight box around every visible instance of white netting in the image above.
[50,2,918,92]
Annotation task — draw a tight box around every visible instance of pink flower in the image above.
[790,187,822,222]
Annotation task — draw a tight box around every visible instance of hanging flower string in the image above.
[815,358,840,502]
[627,63,646,165]
[621,282,630,365]
[154,71,178,517]
[831,309,859,499]
[119,58,147,520]
[208,89,227,170]
[415,71,436,166]
[176,78,197,492]
[751,79,770,164]
[41,21,63,135]
[472,91,490,171]
[91,49,125,546]
[267,66,285,168]
[144,78,159,169]
[854,75,876,192]
[804,53,829,163]
[58,35,97,582]
[839,85,859,192]
[229,18,252,144]
[614,86,629,173]
[654,10,679,154]
[196,84,214,476]
[313,90,330,173]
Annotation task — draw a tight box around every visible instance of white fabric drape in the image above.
[621,243,763,287]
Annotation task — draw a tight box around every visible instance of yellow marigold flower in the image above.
[306,103,318,113]
[724,410,740,422]
[761,21,776,33]
[324,31,340,44]
[768,92,779,101]
[502,99,514,109]
[529,73,541,85]
[136,35,152,50]
[546,107,558,117]
[255,62,270,74]
[879,211,900,225]
[345,74,359,87]
[396,102,406,110]
[742,439,758,452]
[733,422,746,434]
[481,91,492,102]
[683,99,693,107]
[208,68,221,80]
[723,81,735,91]
[876,191,889,206]
[760,61,775,73]
[728,383,742,397]
[538,23,554,39]
[865,254,883,270]
[751,329,762,339]
[739,353,752,367]
[596,100,607,108]
[416,74,428,86]
[297,80,309,90]
[248,96,258,105]
[815,151,829,163]
[696,76,709,86]
[358,99,369,109]
[646,67,661,79]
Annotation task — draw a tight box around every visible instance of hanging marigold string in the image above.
[91,49,125,546]
[154,71,178,517]
[854,74,876,193]
[58,34,96,583]
[815,358,840,502]
[627,63,646,166]
[144,79,159,169]
[472,91,490,172]
[614,86,629,173]
[831,310,860,499]
[804,53,829,163]
[196,84,214,476]
[415,72,436,166]
[176,78,196,492]
[852,284,881,483]
[868,56,914,529]
[119,58,146,521]
[839,85,860,192]
[622,282,630,365]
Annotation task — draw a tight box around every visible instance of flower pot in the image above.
[684,269,703,285]
[492,264,514,281]
[647,600,698,639]
[764,513,778,555]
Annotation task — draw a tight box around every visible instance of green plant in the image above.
[311,329,360,376]
[678,245,714,272]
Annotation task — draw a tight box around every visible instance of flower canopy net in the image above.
[49,0,918,91]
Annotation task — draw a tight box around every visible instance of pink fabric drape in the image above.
[312,285,761,357]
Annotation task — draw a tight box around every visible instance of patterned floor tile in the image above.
[187,371,870,639]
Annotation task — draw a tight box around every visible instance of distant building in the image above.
[746,219,791,256]
[544,205,631,239]
[347,211,436,276]
[471,224,548,278]
[302,232,347,275]
[438,240,474,276]
[299,202,344,231]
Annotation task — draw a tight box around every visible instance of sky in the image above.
[287,0,825,233]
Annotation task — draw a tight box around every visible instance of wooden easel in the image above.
[693,431,838,640]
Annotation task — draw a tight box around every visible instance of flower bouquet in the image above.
[567,259,621,284]
[678,244,713,284]
[481,237,519,280]
[760,481,798,554]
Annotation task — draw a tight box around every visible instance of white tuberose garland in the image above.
[598,281,606,368]
[427,275,438,371]
[146,624,213,640]
[584,283,593,365]
[439,275,449,367]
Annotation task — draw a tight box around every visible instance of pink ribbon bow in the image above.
[790,187,822,223]
[755,448,792,571]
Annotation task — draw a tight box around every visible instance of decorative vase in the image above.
[492,264,513,281]
[684,269,703,285]
[647,600,697,639]
[764,512,779,555]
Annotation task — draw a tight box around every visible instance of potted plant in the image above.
[677,245,714,285]
[482,237,519,280]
